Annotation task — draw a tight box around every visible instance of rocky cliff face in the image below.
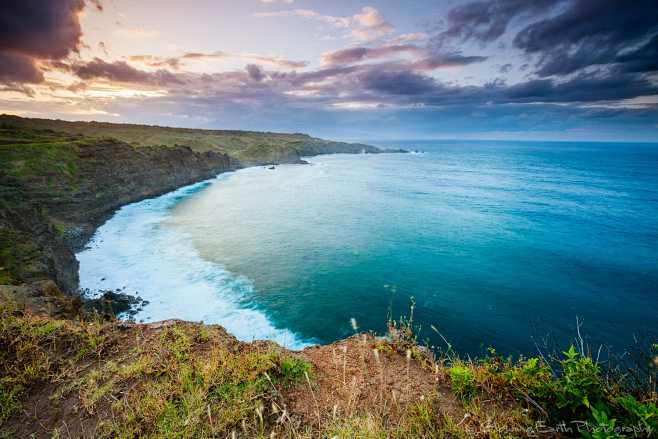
[47,141,233,247]
[1,140,232,293]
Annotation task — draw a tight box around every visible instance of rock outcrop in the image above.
[2,140,232,293]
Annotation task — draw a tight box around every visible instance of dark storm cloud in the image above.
[513,0,658,76]
[0,0,93,84]
[502,74,658,103]
[314,64,656,107]
[359,70,436,95]
[434,0,559,45]
[614,34,658,74]
[73,58,184,85]
[435,0,658,78]
[0,52,43,84]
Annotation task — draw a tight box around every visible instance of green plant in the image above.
[615,395,658,434]
[551,345,606,418]
[582,405,622,439]
[279,356,312,384]
[450,365,476,402]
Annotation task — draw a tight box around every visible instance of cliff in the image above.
[0,115,392,294]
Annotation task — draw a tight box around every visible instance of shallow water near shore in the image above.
[78,140,658,355]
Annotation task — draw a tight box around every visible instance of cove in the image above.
[78,141,658,356]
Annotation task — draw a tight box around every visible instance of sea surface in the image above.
[78,140,658,355]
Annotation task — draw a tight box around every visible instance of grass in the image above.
[1,293,657,437]
[0,115,374,163]
[0,296,314,438]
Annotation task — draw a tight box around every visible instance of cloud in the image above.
[128,54,181,70]
[513,0,658,77]
[246,64,266,82]
[434,0,559,46]
[3,0,656,140]
[260,0,294,3]
[0,0,94,85]
[322,45,422,66]
[321,44,486,71]
[411,52,488,70]
[255,6,394,41]
[433,0,658,79]
[360,70,437,95]
[129,51,307,70]
[502,75,658,104]
[72,58,184,85]
[614,34,658,73]
[0,53,43,84]
[351,6,394,41]
[389,32,429,44]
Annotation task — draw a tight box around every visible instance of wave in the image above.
[76,174,311,350]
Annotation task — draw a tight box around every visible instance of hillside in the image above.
[0,115,385,166]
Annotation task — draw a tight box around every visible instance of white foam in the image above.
[76,175,311,350]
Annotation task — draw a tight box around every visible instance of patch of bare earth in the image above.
[285,334,464,427]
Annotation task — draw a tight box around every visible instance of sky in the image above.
[1,0,657,142]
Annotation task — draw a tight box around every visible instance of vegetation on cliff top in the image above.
[1,293,656,438]
[0,114,381,165]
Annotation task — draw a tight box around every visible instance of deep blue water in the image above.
[79,140,658,355]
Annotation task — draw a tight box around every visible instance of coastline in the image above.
[2,118,655,438]
[76,170,313,349]
[0,114,402,299]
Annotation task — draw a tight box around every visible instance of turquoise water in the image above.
[79,140,658,355]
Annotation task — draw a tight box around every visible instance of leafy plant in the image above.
[582,404,622,439]
[615,395,658,434]
[551,345,606,418]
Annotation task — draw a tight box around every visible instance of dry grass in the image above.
[2,293,656,438]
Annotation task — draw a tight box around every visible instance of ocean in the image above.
[77,140,658,355]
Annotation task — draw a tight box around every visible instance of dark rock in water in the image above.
[84,291,148,319]
[268,165,276,170]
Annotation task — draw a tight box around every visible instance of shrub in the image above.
[450,365,476,402]
[279,356,312,384]
[551,345,606,419]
